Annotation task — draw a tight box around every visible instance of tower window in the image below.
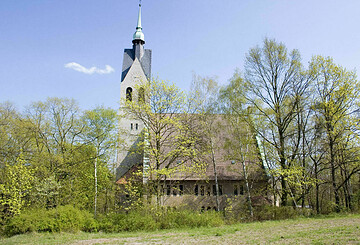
[126,87,133,101]
[138,87,145,103]
[135,123,138,130]
[131,123,133,130]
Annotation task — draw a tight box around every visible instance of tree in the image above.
[309,55,360,212]
[244,38,310,206]
[190,74,222,211]
[82,106,118,217]
[124,79,206,203]
[221,71,268,215]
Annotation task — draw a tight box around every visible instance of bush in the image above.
[3,205,224,236]
[158,208,223,229]
[253,205,312,221]
[4,205,97,236]
[96,206,224,233]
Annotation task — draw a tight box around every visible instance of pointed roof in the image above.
[133,3,145,43]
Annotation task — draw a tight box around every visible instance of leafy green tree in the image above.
[243,38,310,206]
[82,106,118,216]
[221,71,269,215]
[309,55,360,212]
[124,79,206,203]
[189,74,223,211]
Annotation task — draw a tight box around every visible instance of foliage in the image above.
[95,206,224,233]
[309,55,360,212]
[4,205,97,236]
[0,155,34,218]
[3,205,223,236]
[221,38,360,215]
[0,98,119,225]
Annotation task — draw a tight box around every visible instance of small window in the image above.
[135,123,138,130]
[200,185,205,196]
[179,185,183,196]
[138,87,145,103]
[126,87,133,101]
[173,185,177,196]
[167,185,171,196]
[234,185,238,196]
[207,186,211,196]
[240,185,244,195]
[130,123,133,130]
[194,185,198,196]
[213,185,222,196]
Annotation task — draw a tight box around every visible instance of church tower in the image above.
[116,2,152,180]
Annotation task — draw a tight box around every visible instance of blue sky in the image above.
[1,0,360,111]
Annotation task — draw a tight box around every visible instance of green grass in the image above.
[1,213,359,244]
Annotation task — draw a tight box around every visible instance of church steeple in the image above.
[120,1,151,82]
[132,2,145,45]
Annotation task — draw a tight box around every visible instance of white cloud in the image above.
[64,62,114,75]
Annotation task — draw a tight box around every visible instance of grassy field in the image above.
[1,214,359,244]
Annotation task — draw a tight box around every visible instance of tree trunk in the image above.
[94,155,98,218]
[210,139,220,211]
[279,129,288,206]
[242,154,253,217]
[315,162,320,214]
[329,140,340,212]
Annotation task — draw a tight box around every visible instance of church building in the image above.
[116,3,268,211]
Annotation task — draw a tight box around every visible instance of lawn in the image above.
[1,214,359,244]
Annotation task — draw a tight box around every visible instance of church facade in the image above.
[116,4,268,211]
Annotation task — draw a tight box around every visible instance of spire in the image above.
[133,1,145,44]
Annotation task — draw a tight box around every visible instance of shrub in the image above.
[4,205,224,236]
[95,206,224,233]
[4,205,97,236]
[252,205,312,221]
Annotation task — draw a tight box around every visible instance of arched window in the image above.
[126,87,133,101]
[138,87,145,103]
